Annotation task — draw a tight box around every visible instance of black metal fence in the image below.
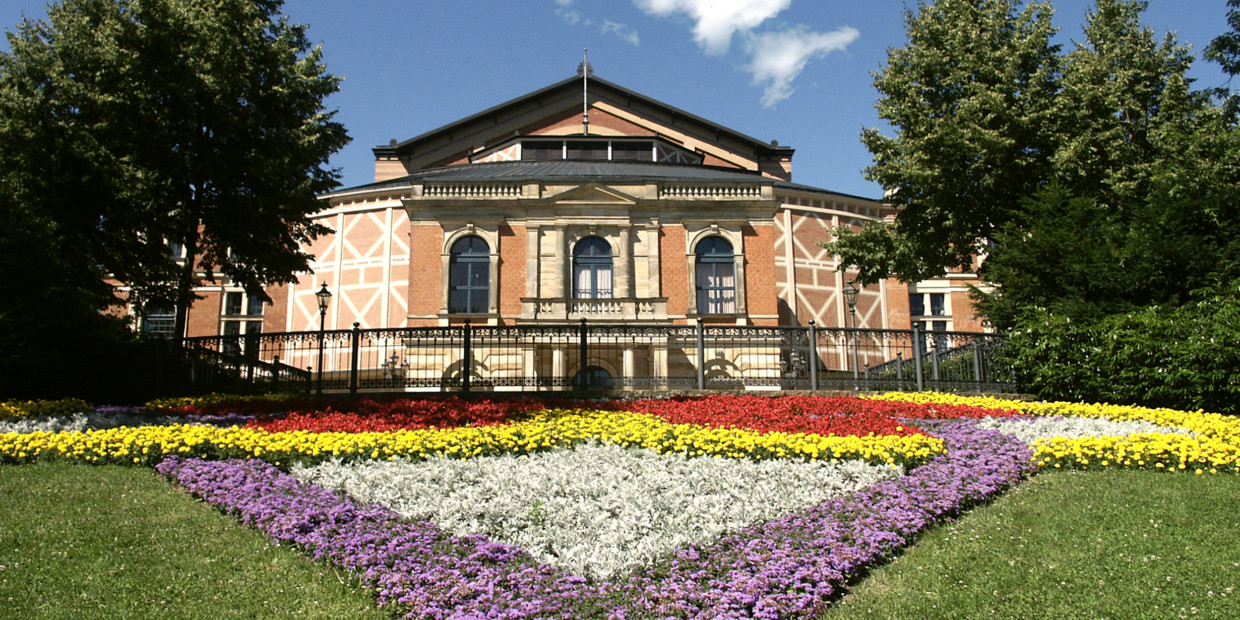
[179,321,1014,395]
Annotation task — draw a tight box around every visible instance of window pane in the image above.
[930,293,945,316]
[612,141,653,161]
[224,292,243,315]
[909,294,925,316]
[595,265,613,298]
[246,295,265,316]
[573,264,591,298]
[468,263,489,286]
[449,290,468,314]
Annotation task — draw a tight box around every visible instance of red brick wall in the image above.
[262,282,289,334]
[407,224,443,326]
[884,279,912,330]
[951,290,986,332]
[661,223,688,320]
[498,223,526,320]
[185,290,223,338]
[743,223,778,326]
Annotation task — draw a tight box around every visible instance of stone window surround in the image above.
[440,223,500,318]
[685,223,746,317]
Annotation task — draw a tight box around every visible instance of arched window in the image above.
[695,236,736,314]
[572,236,613,299]
[448,235,490,313]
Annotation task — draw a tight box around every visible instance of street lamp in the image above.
[843,282,860,384]
[315,283,332,395]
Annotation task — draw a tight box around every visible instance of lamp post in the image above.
[315,283,332,395]
[843,282,860,384]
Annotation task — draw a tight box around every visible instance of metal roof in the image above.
[373,75,795,160]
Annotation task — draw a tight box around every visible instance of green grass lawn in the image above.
[824,469,1240,619]
[0,462,387,619]
[2,463,1237,618]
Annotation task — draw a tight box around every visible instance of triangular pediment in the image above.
[546,183,639,206]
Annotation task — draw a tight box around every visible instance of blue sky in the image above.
[2,1,1233,198]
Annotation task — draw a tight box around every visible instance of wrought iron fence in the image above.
[179,321,1014,395]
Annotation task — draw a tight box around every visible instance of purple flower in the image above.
[157,420,1034,618]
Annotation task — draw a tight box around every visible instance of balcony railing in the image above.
[179,321,1014,395]
[520,297,667,322]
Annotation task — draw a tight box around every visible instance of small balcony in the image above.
[519,297,668,323]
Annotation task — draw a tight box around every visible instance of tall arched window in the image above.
[572,236,613,299]
[695,236,735,314]
[448,235,490,313]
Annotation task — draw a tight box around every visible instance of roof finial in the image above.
[578,49,591,135]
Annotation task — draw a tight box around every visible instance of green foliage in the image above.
[833,0,1060,284]
[1004,281,1240,415]
[0,0,349,398]
[0,0,349,332]
[844,0,1240,331]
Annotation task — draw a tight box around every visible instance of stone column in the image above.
[547,227,566,298]
[616,225,632,298]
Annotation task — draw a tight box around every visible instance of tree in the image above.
[978,0,1236,326]
[838,0,1239,329]
[1205,0,1240,78]
[831,0,1060,285]
[1205,0,1240,118]
[0,0,349,340]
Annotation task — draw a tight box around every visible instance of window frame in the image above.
[693,236,737,315]
[446,235,492,315]
[572,236,614,300]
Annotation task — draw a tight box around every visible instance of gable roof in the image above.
[372,75,795,167]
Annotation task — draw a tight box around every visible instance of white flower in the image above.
[292,441,903,581]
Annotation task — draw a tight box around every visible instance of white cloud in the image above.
[744,26,860,107]
[601,20,641,46]
[555,1,640,46]
[634,0,790,55]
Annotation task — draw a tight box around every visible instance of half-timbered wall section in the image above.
[283,189,411,332]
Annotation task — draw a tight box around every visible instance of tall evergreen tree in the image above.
[0,0,349,339]
[977,0,1235,324]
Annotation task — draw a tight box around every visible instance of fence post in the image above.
[349,322,361,395]
[808,320,819,391]
[896,351,904,392]
[931,339,941,386]
[272,354,281,392]
[244,331,258,384]
[972,341,983,393]
[579,318,589,388]
[912,323,924,392]
[462,320,472,394]
[696,318,705,390]
[306,366,312,395]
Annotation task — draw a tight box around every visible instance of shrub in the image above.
[1006,283,1240,415]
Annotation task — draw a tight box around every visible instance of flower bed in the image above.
[614,394,1021,435]
[156,420,1033,618]
[870,392,1240,474]
[0,398,91,420]
[292,441,903,581]
[0,408,945,468]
